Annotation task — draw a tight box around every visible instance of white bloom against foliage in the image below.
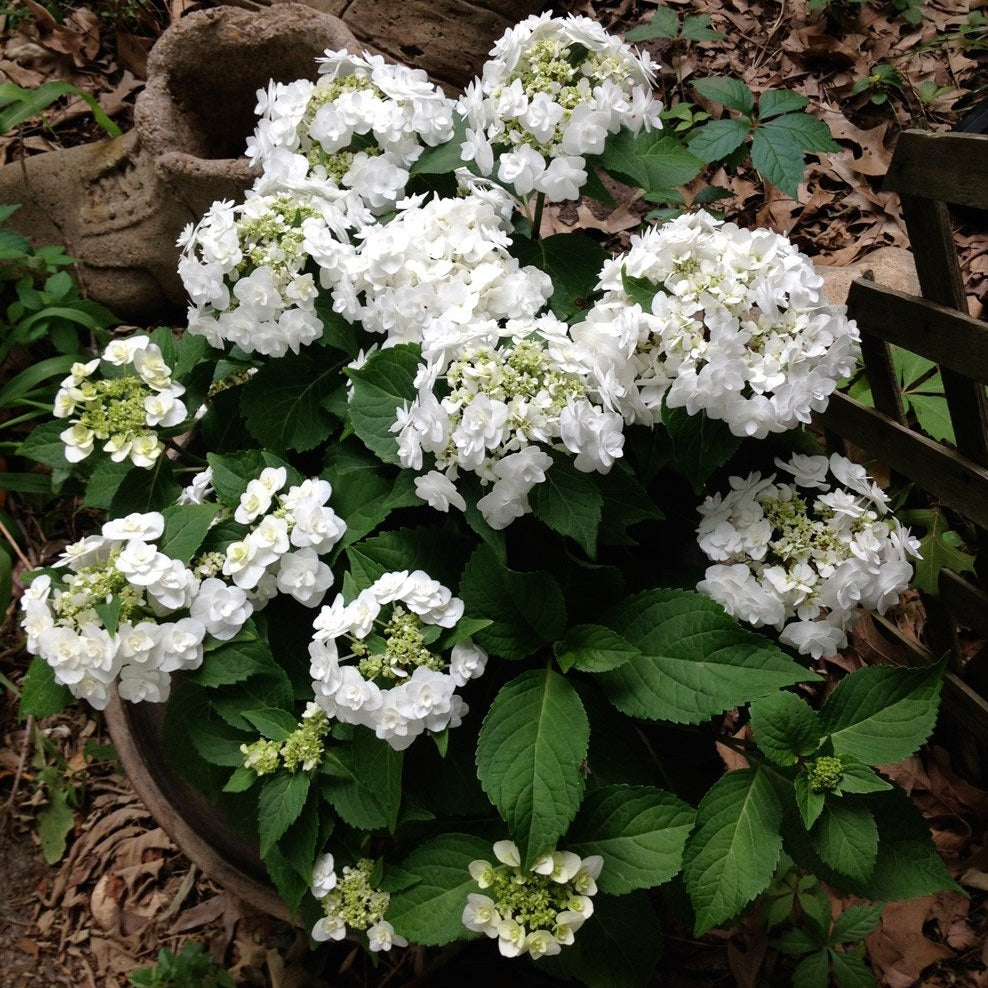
[569,211,861,437]
[247,50,456,213]
[309,570,486,749]
[459,12,662,201]
[53,337,188,470]
[178,189,357,357]
[463,840,603,959]
[393,316,624,529]
[695,453,920,658]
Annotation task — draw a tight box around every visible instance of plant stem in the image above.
[531,191,546,240]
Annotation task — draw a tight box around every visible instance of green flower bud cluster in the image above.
[56,558,142,626]
[355,606,442,683]
[240,707,330,775]
[236,195,320,276]
[806,755,844,793]
[322,859,390,932]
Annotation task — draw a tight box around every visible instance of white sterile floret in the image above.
[339,188,552,351]
[459,12,662,202]
[393,316,623,529]
[247,50,456,214]
[463,840,603,958]
[568,210,861,437]
[309,571,486,749]
[53,337,187,470]
[179,189,357,357]
[695,453,920,658]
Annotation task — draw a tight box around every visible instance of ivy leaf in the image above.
[900,508,975,596]
[476,669,589,868]
[682,767,783,935]
[240,354,339,452]
[818,659,945,765]
[567,785,695,894]
[692,76,755,115]
[346,344,420,465]
[811,800,878,885]
[749,691,821,766]
[513,232,608,321]
[387,833,492,945]
[597,589,814,725]
[554,624,640,673]
[528,454,603,557]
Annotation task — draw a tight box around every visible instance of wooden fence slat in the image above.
[883,130,988,210]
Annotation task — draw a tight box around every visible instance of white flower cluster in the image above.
[463,840,602,959]
[247,50,456,213]
[218,466,345,607]
[460,12,662,202]
[20,511,205,708]
[395,319,625,529]
[696,453,920,658]
[308,570,487,749]
[335,187,552,352]
[569,211,861,437]
[178,189,357,357]
[54,336,188,468]
[310,854,407,951]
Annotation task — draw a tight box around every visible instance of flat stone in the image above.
[816,246,921,306]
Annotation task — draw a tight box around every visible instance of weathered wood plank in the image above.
[820,393,988,530]
[940,570,988,636]
[884,130,988,211]
[847,281,988,384]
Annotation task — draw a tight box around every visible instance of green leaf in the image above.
[0,80,121,136]
[692,77,755,115]
[242,707,298,741]
[901,508,975,596]
[554,624,640,673]
[749,691,821,766]
[829,950,879,988]
[818,660,945,765]
[475,669,589,868]
[600,129,704,196]
[528,454,603,556]
[661,405,742,493]
[191,636,278,688]
[597,589,814,725]
[83,458,133,509]
[568,785,695,894]
[460,545,567,660]
[240,354,339,452]
[596,465,664,545]
[624,6,680,39]
[387,833,492,945]
[223,767,258,793]
[320,729,403,832]
[838,761,892,795]
[263,839,311,916]
[38,785,75,864]
[686,118,752,163]
[794,773,826,829]
[258,771,311,857]
[543,892,663,988]
[346,344,421,464]
[907,393,955,444]
[792,950,831,988]
[205,450,276,506]
[0,354,76,407]
[513,232,608,322]
[680,14,726,41]
[19,657,72,717]
[346,525,466,593]
[158,503,221,564]
[753,114,840,200]
[759,90,810,120]
[830,902,884,944]
[682,767,783,935]
[109,458,181,515]
[17,419,70,470]
[811,801,878,884]
[774,927,824,954]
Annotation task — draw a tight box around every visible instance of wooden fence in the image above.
[819,129,988,779]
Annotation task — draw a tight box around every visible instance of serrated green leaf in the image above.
[554,624,639,673]
[346,525,466,593]
[223,766,258,793]
[600,129,703,196]
[794,772,826,829]
[258,771,310,857]
[773,927,824,954]
[476,669,589,868]
[276,794,320,886]
[513,232,608,322]
[83,458,132,509]
[460,545,567,660]
[792,949,831,988]
[542,891,662,988]
[680,14,725,40]
[597,589,814,725]
[387,833,492,945]
[829,950,878,988]
[749,691,821,766]
[158,503,221,564]
[687,118,752,163]
[830,901,884,944]
[242,707,298,741]
[661,405,742,493]
[346,344,420,464]
[109,458,181,515]
[240,354,339,452]
[568,785,694,894]
[758,90,810,120]
[901,508,974,596]
[906,393,955,444]
[624,6,679,39]
[818,660,945,765]
[838,761,892,794]
[19,656,73,718]
[751,123,809,200]
[682,767,783,935]
[192,637,278,688]
[38,785,75,864]
[320,729,403,832]
[17,419,70,470]
[811,801,877,884]
[693,77,755,115]
[528,455,603,556]
[409,113,468,175]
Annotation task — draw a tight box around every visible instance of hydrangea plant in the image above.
[18,13,955,987]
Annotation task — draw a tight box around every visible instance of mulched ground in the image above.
[2,0,988,985]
